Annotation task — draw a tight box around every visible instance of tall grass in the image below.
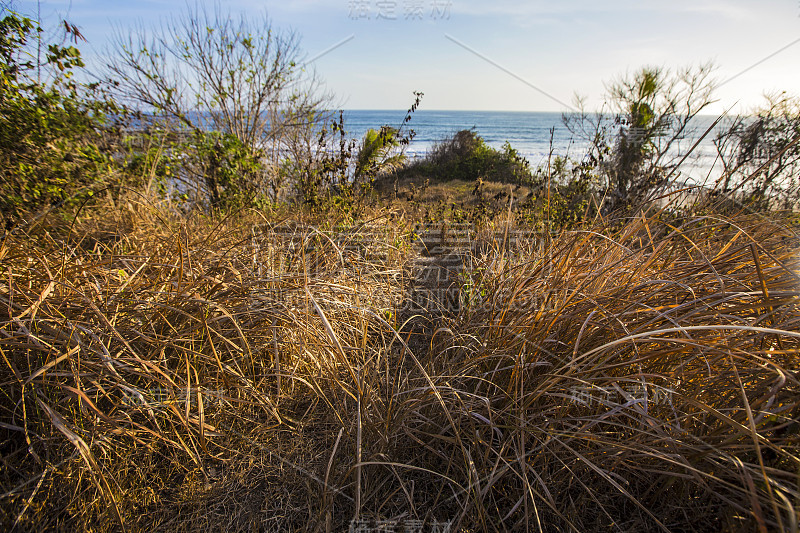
[439,211,800,530]
[1,197,799,531]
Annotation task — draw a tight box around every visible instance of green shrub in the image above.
[401,129,531,184]
[0,9,120,227]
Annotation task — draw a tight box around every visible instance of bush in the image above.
[715,92,800,211]
[401,129,532,184]
[0,9,120,227]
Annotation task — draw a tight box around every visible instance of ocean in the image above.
[341,110,724,180]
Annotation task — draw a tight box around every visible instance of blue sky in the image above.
[14,0,800,113]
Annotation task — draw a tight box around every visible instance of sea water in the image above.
[342,109,725,181]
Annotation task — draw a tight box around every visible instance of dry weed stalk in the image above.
[1,203,798,531]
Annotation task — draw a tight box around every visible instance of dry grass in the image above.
[440,211,800,530]
[1,197,799,531]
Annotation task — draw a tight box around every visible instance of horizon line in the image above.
[339,109,732,117]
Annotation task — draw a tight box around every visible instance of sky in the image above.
[12,0,800,113]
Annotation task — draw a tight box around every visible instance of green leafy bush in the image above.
[0,9,119,227]
[400,129,531,185]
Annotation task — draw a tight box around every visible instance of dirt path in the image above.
[400,223,472,355]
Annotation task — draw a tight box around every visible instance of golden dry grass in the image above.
[1,197,799,531]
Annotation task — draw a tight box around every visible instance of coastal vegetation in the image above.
[1,4,799,532]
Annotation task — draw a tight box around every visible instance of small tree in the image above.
[565,63,717,215]
[106,2,331,210]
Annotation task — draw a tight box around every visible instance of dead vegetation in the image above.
[1,195,799,531]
